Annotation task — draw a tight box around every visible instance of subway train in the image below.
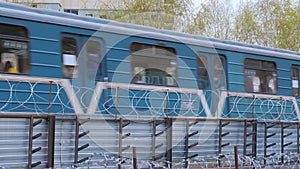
[1,1,300,168]
[0,1,299,120]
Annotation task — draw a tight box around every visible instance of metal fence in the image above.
[1,114,300,168]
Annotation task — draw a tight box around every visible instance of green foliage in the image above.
[234,2,259,44]
[189,0,234,40]
[104,0,193,32]
[232,0,300,51]
[188,0,300,52]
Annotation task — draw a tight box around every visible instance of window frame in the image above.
[130,42,177,86]
[244,58,278,94]
[0,23,30,74]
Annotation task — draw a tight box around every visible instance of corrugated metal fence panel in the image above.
[76,117,168,167]
[54,116,76,168]
[171,120,221,167]
[31,120,51,168]
[220,121,245,155]
[121,121,154,159]
[256,122,298,159]
[0,117,49,169]
[0,118,29,168]
[52,115,124,168]
[1,114,300,168]
[170,119,300,168]
[172,120,186,163]
[189,120,219,157]
[283,124,298,153]
[72,117,300,168]
[77,118,120,167]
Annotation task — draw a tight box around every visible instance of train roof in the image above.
[0,1,300,61]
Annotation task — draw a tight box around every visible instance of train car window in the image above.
[0,24,30,74]
[291,67,299,96]
[86,40,102,81]
[130,42,177,86]
[197,56,209,89]
[0,24,28,37]
[62,37,77,78]
[244,58,277,94]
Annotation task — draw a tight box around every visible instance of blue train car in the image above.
[1,2,300,168]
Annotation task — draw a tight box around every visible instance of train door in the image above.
[79,36,103,112]
[291,65,300,120]
[61,33,103,113]
[291,65,300,97]
[197,54,227,117]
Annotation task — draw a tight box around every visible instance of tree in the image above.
[274,0,300,51]
[234,0,300,51]
[189,0,235,40]
[102,0,194,32]
[234,2,259,44]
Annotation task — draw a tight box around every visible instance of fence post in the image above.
[234,146,239,169]
[133,147,137,169]
[47,115,55,168]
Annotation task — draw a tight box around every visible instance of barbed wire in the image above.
[71,152,300,169]
[0,79,299,122]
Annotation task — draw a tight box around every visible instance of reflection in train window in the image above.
[244,58,277,94]
[130,42,177,86]
[0,23,30,74]
[197,55,226,90]
[62,37,77,78]
[291,67,300,96]
[86,40,102,81]
[197,56,209,89]
[214,57,226,90]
